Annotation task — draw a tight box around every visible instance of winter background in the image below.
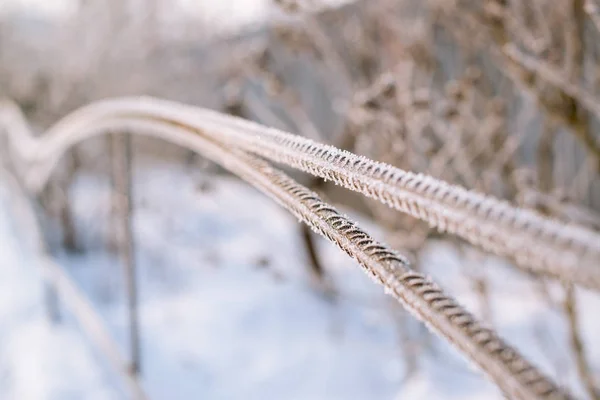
[1,1,599,399]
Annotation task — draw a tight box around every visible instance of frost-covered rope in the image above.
[3,96,597,291]
[1,108,572,399]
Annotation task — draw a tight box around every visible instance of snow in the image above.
[1,160,599,399]
[0,0,76,19]
[0,176,119,400]
[0,0,272,31]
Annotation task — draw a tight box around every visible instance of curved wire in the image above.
[0,101,575,399]
[4,96,598,291]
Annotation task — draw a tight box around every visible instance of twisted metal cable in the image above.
[1,108,573,399]
[0,97,583,398]
[4,97,597,291]
[188,129,572,400]
[184,105,600,290]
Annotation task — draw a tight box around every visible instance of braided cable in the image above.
[0,101,578,399]
[8,97,597,290]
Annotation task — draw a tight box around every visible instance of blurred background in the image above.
[0,0,599,399]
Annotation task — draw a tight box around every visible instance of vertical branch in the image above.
[537,119,556,195]
[562,6,599,396]
[563,285,600,400]
[111,132,141,375]
[300,218,325,281]
[43,278,62,323]
[37,155,79,321]
[60,151,81,252]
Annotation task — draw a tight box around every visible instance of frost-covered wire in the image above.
[4,96,597,291]
[0,107,573,399]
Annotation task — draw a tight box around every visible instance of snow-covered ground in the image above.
[1,161,599,399]
[0,176,120,399]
